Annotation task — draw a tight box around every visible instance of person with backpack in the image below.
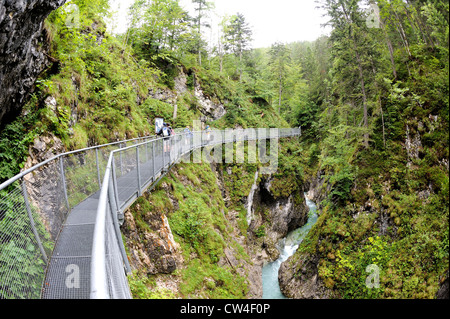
[157,122,167,136]
[184,126,193,146]
[205,125,212,144]
[161,123,171,152]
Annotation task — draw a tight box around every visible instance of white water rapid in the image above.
[262,195,318,299]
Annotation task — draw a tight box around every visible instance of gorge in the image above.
[0,0,448,301]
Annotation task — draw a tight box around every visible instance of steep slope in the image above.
[278,44,449,299]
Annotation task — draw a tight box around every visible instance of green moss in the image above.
[129,271,176,299]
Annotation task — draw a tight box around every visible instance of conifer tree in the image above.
[191,0,214,66]
[268,42,291,113]
[223,13,253,81]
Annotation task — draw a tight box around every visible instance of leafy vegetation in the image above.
[287,0,449,299]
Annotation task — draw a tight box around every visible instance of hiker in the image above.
[157,122,166,137]
[184,126,193,146]
[161,123,171,152]
[205,125,211,144]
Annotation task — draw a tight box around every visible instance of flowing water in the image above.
[262,196,318,299]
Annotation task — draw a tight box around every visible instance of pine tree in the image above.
[223,13,253,81]
[318,0,376,148]
[268,42,291,113]
[191,0,214,66]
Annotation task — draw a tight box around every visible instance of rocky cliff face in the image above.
[247,174,309,262]
[277,182,334,299]
[22,133,66,240]
[122,203,182,275]
[149,68,227,124]
[121,165,265,298]
[0,0,66,127]
[278,250,333,299]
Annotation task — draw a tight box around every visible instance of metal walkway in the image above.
[0,128,301,299]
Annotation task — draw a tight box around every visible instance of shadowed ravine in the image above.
[262,195,318,299]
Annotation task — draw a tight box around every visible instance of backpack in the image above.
[163,127,169,137]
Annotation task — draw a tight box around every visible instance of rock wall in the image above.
[278,251,333,299]
[122,206,182,275]
[22,133,66,240]
[247,173,309,262]
[121,162,310,298]
[277,179,334,299]
[0,0,66,127]
[121,165,265,298]
[149,68,227,124]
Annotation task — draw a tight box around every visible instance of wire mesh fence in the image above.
[0,181,51,299]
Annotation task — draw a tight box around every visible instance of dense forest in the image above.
[0,0,448,300]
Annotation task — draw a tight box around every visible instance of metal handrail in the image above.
[90,155,112,299]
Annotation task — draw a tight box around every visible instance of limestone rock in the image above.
[121,209,182,275]
[405,124,422,167]
[278,252,333,299]
[22,133,66,239]
[194,83,226,121]
[0,0,67,127]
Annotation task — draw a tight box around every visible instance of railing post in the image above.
[59,156,70,212]
[152,141,156,181]
[95,148,101,188]
[178,135,181,160]
[136,146,142,196]
[21,179,48,264]
[119,143,123,175]
[170,137,174,165]
[169,138,172,165]
[108,177,132,273]
[162,139,166,171]
[111,154,121,212]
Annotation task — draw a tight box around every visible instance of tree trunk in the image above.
[278,74,282,113]
[197,2,202,66]
[173,103,178,120]
[218,34,223,73]
[380,19,397,79]
[381,101,386,150]
[356,56,369,148]
[239,49,243,82]
[341,3,369,147]
[392,11,412,56]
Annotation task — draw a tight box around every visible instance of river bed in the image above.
[262,196,318,299]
